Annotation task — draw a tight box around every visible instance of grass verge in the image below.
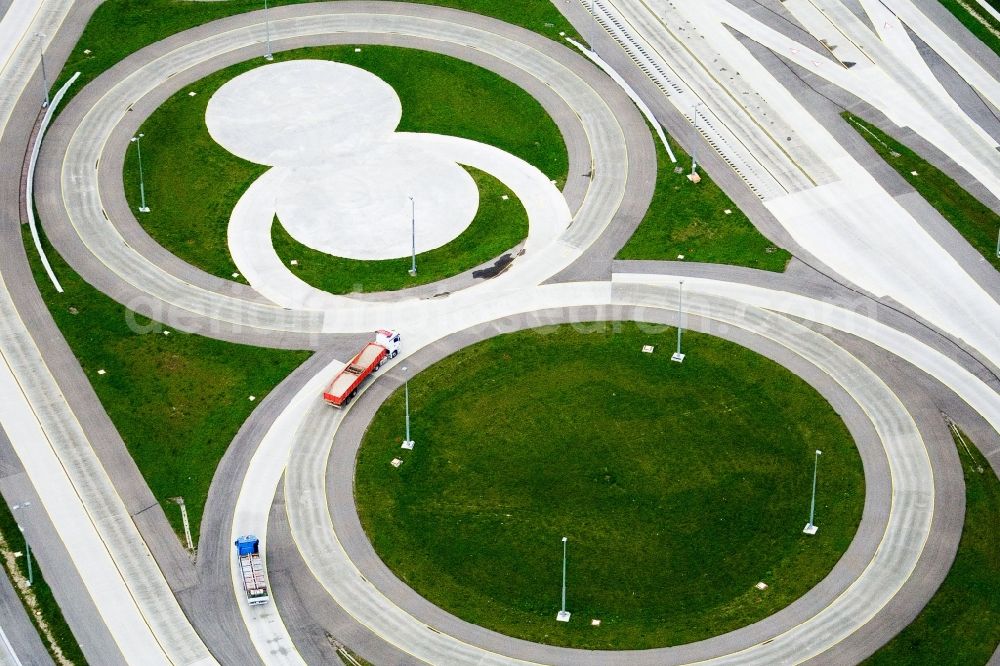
[616,133,791,271]
[0,497,87,664]
[54,0,582,111]
[21,226,310,543]
[272,167,528,294]
[356,323,863,649]
[844,112,1000,272]
[863,425,999,665]
[937,0,1000,57]
[124,44,564,288]
[334,642,373,666]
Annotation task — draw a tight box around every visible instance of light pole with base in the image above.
[690,102,704,178]
[12,502,33,586]
[34,33,49,108]
[130,133,150,213]
[556,536,571,622]
[401,366,414,449]
[18,526,33,586]
[671,280,685,362]
[803,449,822,535]
[263,0,274,61]
[408,196,417,277]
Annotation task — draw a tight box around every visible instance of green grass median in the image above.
[22,226,310,544]
[356,323,863,649]
[937,0,1000,58]
[617,134,791,271]
[844,112,1000,273]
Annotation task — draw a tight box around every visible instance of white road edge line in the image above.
[25,70,78,293]
[566,35,677,163]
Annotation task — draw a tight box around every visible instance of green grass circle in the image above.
[124,45,567,293]
[355,323,865,649]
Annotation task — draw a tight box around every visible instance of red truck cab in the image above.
[323,330,401,407]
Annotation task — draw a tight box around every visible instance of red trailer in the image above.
[323,330,401,407]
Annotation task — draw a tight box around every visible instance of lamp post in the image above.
[12,502,32,586]
[556,536,570,622]
[34,33,49,108]
[671,280,685,363]
[408,196,417,277]
[803,450,822,535]
[130,133,150,213]
[18,526,33,586]
[996,226,999,259]
[690,102,704,176]
[263,0,274,61]
[401,366,414,449]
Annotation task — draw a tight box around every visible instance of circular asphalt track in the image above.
[284,291,934,665]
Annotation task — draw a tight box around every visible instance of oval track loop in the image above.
[279,282,933,665]
[38,4,644,340]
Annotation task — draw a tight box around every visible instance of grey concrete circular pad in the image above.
[273,141,479,260]
[206,59,402,166]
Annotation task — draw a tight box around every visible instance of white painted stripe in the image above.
[25,70,78,293]
[565,36,677,163]
[0,624,24,666]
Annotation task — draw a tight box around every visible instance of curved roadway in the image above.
[290,289,927,665]
[4,1,999,665]
[35,2,650,341]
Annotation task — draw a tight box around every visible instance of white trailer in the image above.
[234,535,269,606]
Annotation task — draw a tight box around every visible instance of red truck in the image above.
[323,329,401,407]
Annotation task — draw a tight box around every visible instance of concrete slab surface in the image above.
[273,140,478,259]
[206,60,402,167]
[230,132,571,310]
